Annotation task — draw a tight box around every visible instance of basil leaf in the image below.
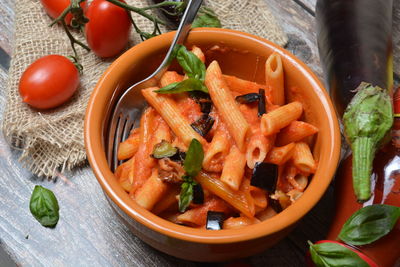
[154,78,208,94]
[29,185,59,228]
[308,241,369,267]
[183,138,204,177]
[338,204,400,246]
[179,176,196,212]
[176,45,206,81]
[192,7,222,28]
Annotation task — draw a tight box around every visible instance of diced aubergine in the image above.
[170,151,186,162]
[235,93,260,104]
[151,140,178,159]
[258,89,266,117]
[251,162,278,193]
[192,184,204,204]
[206,211,225,230]
[268,197,283,213]
[191,114,215,137]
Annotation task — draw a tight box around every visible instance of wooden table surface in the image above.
[0,1,399,266]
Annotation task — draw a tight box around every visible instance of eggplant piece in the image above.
[235,93,260,104]
[191,114,215,137]
[192,184,204,204]
[189,91,212,114]
[316,0,393,117]
[170,151,186,162]
[206,211,225,230]
[258,89,266,117]
[251,162,278,193]
[268,197,282,213]
[152,140,178,159]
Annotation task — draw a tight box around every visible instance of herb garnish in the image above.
[154,45,208,94]
[178,138,204,212]
[308,241,369,267]
[309,204,400,266]
[338,204,400,245]
[29,185,60,228]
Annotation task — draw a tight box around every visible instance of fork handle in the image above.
[154,0,203,78]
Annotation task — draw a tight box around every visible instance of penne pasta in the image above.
[152,186,180,214]
[196,172,254,218]
[220,145,247,191]
[205,61,250,151]
[260,101,303,136]
[223,216,260,229]
[223,74,269,95]
[134,169,168,210]
[142,87,207,147]
[246,130,274,169]
[276,121,318,146]
[159,71,184,88]
[117,128,140,160]
[130,108,157,194]
[256,206,277,221]
[265,52,284,105]
[265,142,296,165]
[191,45,206,63]
[292,142,317,174]
[202,126,230,172]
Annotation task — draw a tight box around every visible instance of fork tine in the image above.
[107,110,120,170]
[113,113,126,172]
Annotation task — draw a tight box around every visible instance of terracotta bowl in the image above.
[84,28,341,262]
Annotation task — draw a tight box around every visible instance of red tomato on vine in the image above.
[84,0,132,58]
[19,55,80,109]
[40,0,87,25]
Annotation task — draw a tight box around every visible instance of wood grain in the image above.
[0,1,336,266]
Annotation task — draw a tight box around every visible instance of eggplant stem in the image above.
[352,137,374,202]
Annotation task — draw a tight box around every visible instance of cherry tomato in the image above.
[19,55,80,109]
[85,0,131,58]
[40,0,87,25]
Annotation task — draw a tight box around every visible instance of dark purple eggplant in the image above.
[235,93,260,104]
[191,114,215,137]
[206,211,225,230]
[192,184,204,204]
[258,89,266,117]
[251,162,278,193]
[316,0,393,117]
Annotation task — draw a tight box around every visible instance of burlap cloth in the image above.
[3,0,288,178]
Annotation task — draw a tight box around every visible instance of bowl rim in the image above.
[84,28,341,244]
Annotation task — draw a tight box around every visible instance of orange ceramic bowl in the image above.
[84,28,341,262]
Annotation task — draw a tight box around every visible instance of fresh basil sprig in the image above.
[178,138,204,212]
[338,204,400,245]
[192,7,222,28]
[155,45,208,94]
[308,241,369,267]
[29,185,60,228]
[154,78,208,94]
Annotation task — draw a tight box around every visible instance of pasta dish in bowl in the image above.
[84,28,340,261]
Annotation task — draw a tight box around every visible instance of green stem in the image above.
[105,0,166,25]
[140,1,183,11]
[352,137,375,202]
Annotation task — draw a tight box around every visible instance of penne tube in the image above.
[130,108,157,194]
[115,157,135,192]
[287,189,303,203]
[152,186,179,214]
[142,87,207,147]
[202,128,230,172]
[288,174,308,192]
[220,145,247,191]
[134,169,168,210]
[151,116,172,145]
[260,101,303,136]
[177,197,230,226]
[223,216,260,230]
[159,71,184,88]
[249,186,268,209]
[265,142,296,165]
[191,45,205,63]
[205,61,250,151]
[256,206,277,221]
[223,74,269,95]
[117,128,140,160]
[292,142,317,174]
[265,53,284,105]
[196,172,254,218]
[246,131,274,169]
[276,121,318,146]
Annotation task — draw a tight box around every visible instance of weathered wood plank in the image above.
[295,0,316,14]
[0,0,15,55]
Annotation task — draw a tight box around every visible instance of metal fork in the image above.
[107,0,203,171]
